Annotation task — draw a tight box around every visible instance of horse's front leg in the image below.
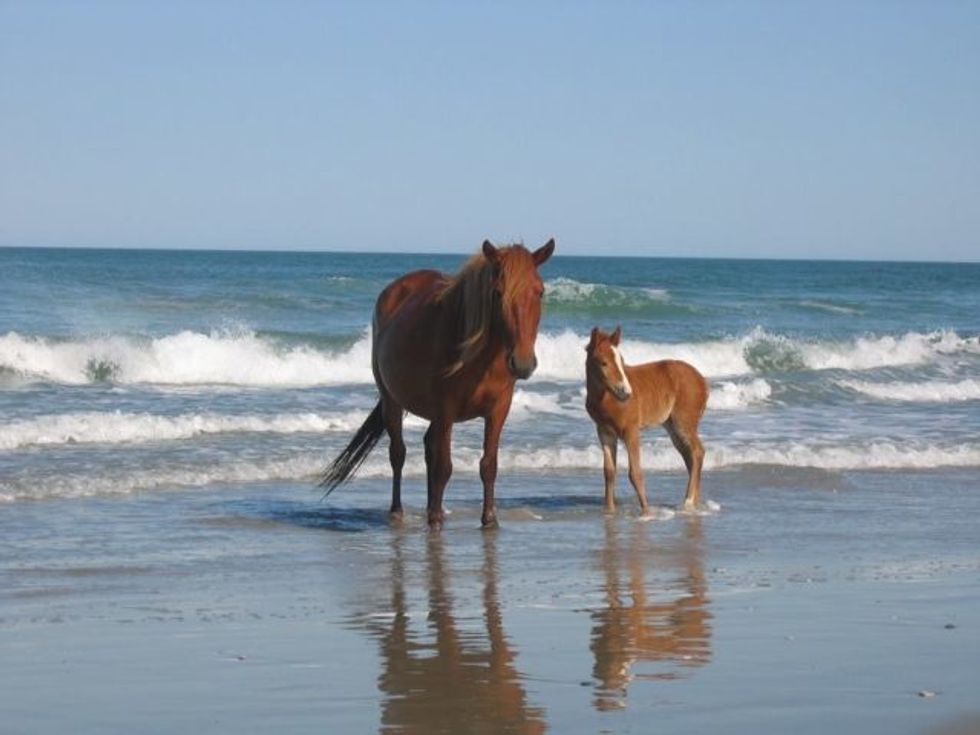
[598,425,618,513]
[424,420,453,530]
[479,395,513,529]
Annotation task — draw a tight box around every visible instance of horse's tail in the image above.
[319,401,385,497]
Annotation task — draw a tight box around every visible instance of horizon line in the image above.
[0,243,977,266]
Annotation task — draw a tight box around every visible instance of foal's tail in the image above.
[319,401,385,498]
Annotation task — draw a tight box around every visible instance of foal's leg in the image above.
[665,418,705,510]
[423,420,453,530]
[382,394,406,520]
[479,396,512,529]
[597,425,618,513]
[624,428,650,513]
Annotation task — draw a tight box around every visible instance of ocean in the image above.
[1,247,978,505]
[3,247,980,734]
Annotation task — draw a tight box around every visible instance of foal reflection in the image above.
[591,517,713,710]
[351,532,546,735]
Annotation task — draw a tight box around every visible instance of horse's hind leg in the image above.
[624,428,650,513]
[382,394,406,519]
[665,418,704,510]
[423,420,453,530]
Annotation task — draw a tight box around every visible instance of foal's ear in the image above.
[532,238,555,266]
[586,326,600,352]
[610,326,622,346]
[482,240,499,263]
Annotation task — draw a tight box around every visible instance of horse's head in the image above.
[586,326,633,401]
[482,238,555,379]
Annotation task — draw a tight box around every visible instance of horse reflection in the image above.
[591,518,712,710]
[350,533,546,734]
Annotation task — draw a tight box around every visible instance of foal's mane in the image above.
[437,244,536,376]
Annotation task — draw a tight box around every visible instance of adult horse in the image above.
[321,239,555,529]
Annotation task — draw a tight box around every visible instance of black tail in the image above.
[319,401,385,498]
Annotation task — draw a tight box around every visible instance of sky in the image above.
[1,1,978,260]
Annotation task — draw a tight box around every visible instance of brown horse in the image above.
[585,326,708,514]
[321,239,555,529]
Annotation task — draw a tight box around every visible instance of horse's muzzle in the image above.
[613,385,632,402]
[507,353,537,380]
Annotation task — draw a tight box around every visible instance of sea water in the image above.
[1,248,979,504]
[3,247,980,734]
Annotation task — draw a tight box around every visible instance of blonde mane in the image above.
[438,244,536,375]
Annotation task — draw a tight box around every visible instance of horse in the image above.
[585,326,709,514]
[321,238,556,529]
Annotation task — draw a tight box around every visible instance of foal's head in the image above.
[586,326,633,401]
[482,239,555,379]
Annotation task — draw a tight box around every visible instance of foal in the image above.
[585,327,709,513]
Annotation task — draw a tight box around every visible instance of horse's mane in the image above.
[437,244,536,376]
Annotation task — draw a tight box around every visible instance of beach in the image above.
[2,248,979,732]
[2,467,979,734]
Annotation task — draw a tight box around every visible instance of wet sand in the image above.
[2,468,979,734]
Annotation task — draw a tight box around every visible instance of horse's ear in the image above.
[532,238,555,266]
[586,326,599,352]
[482,240,499,263]
[610,326,622,346]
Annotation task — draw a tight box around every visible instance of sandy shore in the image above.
[2,468,979,734]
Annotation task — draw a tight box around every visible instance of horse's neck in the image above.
[585,366,608,402]
[440,275,507,377]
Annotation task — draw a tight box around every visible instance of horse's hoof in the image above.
[481,517,499,530]
[389,509,404,525]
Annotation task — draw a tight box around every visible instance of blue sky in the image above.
[1,1,978,260]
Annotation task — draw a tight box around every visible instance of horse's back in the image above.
[632,360,708,424]
[374,269,447,330]
[372,269,451,417]
[659,359,708,417]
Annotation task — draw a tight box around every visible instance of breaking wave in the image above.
[2,327,976,387]
[0,329,373,386]
[0,410,371,450]
[544,277,677,313]
[838,378,980,403]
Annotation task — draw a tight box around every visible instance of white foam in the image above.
[637,506,676,522]
[4,439,979,502]
[0,411,371,450]
[677,500,722,516]
[0,329,373,386]
[2,327,976,388]
[797,330,974,371]
[509,388,580,418]
[708,379,772,410]
[534,330,752,380]
[839,378,980,403]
